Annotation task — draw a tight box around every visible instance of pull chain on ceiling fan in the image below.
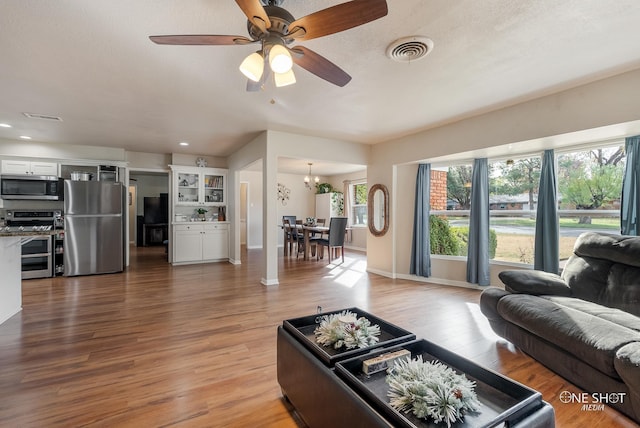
[149,0,388,90]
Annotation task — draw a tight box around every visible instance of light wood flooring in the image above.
[0,246,637,427]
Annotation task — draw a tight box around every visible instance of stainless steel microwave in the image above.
[0,175,62,200]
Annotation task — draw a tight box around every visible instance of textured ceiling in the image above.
[1,0,640,165]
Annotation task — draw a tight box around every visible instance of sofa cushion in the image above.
[572,232,640,268]
[561,254,613,302]
[499,270,571,296]
[541,296,640,332]
[497,294,640,379]
[605,264,640,316]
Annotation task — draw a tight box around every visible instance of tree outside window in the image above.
[427,142,625,265]
[352,182,368,225]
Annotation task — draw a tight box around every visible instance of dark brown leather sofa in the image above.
[480,232,640,423]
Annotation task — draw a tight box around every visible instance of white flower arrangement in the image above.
[386,356,480,427]
[314,310,381,350]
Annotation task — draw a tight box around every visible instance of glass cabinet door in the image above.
[177,172,199,203]
[203,174,224,204]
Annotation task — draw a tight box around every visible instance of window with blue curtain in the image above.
[410,164,431,277]
[466,158,490,286]
[621,135,640,235]
[534,149,559,273]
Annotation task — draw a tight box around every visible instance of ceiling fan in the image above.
[149,0,388,90]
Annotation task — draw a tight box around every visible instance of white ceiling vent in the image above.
[386,36,434,62]
[22,112,63,122]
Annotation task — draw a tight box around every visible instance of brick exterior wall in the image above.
[430,170,447,210]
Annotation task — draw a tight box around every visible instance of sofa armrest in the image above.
[479,287,511,321]
[498,270,572,296]
[615,342,640,420]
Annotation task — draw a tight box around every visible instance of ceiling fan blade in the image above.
[288,0,388,41]
[290,46,351,87]
[149,35,254,45]
[235,0,271,31]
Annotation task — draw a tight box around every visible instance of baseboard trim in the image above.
[0,306,21,326]
[261,278,279,286]
[365,269,487,291]
[229,258,241,265]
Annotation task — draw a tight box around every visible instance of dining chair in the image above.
[316,217,348,263]
[315,218,327,239]
[282,218,296,256]
[289,221,307,259]
[282,216,296,255]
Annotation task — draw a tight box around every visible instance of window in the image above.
[557,144,624,261]
[489,156,541,264]
[429,164,471,257]
[351,182,368,225]
[426,141,625,266]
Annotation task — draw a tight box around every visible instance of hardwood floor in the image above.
[0,246,637,427]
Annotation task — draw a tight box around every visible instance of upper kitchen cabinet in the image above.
[1,159,58,176]
[171,165,226,207]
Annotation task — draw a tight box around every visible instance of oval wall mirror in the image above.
[368,184,389,237]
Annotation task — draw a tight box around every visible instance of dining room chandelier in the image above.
[304,163,319,189]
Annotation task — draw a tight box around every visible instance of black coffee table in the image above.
[277,308,555,427]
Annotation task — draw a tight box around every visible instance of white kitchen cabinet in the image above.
[202,224,229,260]
[1,160,58,176]
[173,223,229,264]
[173,225,203,263]
[170,165,227,207]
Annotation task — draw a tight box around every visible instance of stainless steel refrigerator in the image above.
[64,180,125,276]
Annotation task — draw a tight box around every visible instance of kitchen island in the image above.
[0,231,55,325]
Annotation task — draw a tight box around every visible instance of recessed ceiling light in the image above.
[20,135,32,140]
[0,123,11,128]
[179,142,189,146]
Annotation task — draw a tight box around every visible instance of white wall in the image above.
[0,138,126,161]
[227,132,268,268]
[0,237,22,325]
[171,153,227,168]
[239,170,263,249]
[276,172,317,244]
[228,130,370,285]
[368,67,640,286]
[126,151,171,170]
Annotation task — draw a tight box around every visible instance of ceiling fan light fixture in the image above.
[274,69,296,87]
[239,52,264,82]
[269,44,293,74]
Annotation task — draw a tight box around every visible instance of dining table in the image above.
[281,223,329,261]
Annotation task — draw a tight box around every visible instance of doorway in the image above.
[129,171,169,246]
[240,182,248,246]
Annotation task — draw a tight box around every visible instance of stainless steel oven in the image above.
[20,236,53,279]
[5,210,60,279]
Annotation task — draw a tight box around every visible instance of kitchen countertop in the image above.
[0,230,56,237]
[172,221,229,225]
